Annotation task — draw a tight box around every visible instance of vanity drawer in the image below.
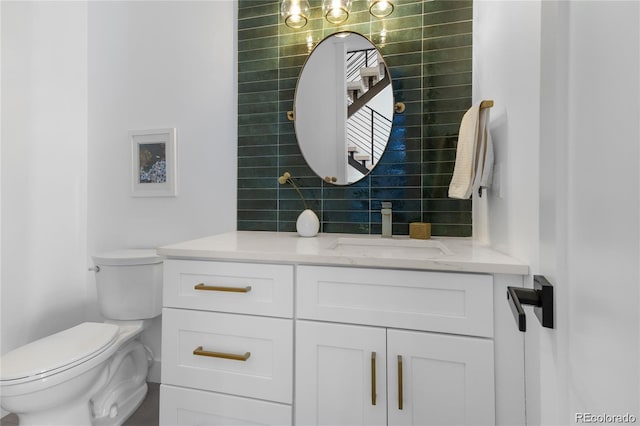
[161,308,293,403]
[163,259,293,318]
[159,384,292,426]
[297,265,493,337]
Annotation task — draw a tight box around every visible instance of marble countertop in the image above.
[157,231,529,275]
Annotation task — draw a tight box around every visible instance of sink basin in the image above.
[328,237,452,259]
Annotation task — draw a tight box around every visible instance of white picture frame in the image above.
[130,128,177,197]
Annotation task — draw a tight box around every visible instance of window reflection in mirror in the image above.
[294,31,394,185]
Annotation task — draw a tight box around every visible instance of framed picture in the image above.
[130,128,177,197]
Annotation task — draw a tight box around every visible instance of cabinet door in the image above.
[295,321,387,426]
[387,330,495,426]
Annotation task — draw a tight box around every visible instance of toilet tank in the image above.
[92,249,163,320]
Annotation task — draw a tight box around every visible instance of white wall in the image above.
[473,0,541,266]
[475,0,640,424]
[0,0,3,369]
[1,0,237,387]
[535,2,571,422]
[87,0,236,256]
[565,1,639,418]
[86,0,236,379]
[1,1,89,355]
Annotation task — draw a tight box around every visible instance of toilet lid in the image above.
[0,322,119,382]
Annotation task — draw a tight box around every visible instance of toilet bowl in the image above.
[0,249,162,426]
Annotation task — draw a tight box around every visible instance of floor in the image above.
[1,382,160,426]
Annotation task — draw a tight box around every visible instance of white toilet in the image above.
[0,249,163,426]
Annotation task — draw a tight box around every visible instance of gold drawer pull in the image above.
[398,355,403,410]
[193,346,251,361]
[194,283,252,293]
[371,352,377,405]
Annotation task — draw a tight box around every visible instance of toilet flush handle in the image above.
[88,266,100,273]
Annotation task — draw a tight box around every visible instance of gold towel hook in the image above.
[479,100,494,110]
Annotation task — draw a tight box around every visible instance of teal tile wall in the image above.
[238,0,472,236]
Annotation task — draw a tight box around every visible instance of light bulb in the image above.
[322,0,351,25]
[368,0,394,18]
[281,0,310,29]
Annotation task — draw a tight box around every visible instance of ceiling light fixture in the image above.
[368,0,394,18]
[281,0,311,29]
[322,0,351,25]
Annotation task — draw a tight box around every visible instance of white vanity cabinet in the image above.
[295,266,496,426]
[157,231,528,426]
[159,259,294,426]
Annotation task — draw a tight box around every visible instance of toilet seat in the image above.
[0,322,119,385]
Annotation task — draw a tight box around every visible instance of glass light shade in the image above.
[368,0,394,18]
[281,0,310,29]
[322,0,351,25]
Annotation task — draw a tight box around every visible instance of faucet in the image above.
[381,202,392,237]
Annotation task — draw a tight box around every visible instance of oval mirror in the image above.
[294,31,394,185]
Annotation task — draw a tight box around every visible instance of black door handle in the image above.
[507,275,554,332]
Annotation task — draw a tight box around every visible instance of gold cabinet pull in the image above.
[193,346,251,361]
[371,352,377,405]
[194,283,252,293]
[398,355,403,410]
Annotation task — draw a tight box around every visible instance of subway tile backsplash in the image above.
[238,0,472,236]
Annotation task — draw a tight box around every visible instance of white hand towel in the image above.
[472,107,494,194]
[448,104,480,199]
